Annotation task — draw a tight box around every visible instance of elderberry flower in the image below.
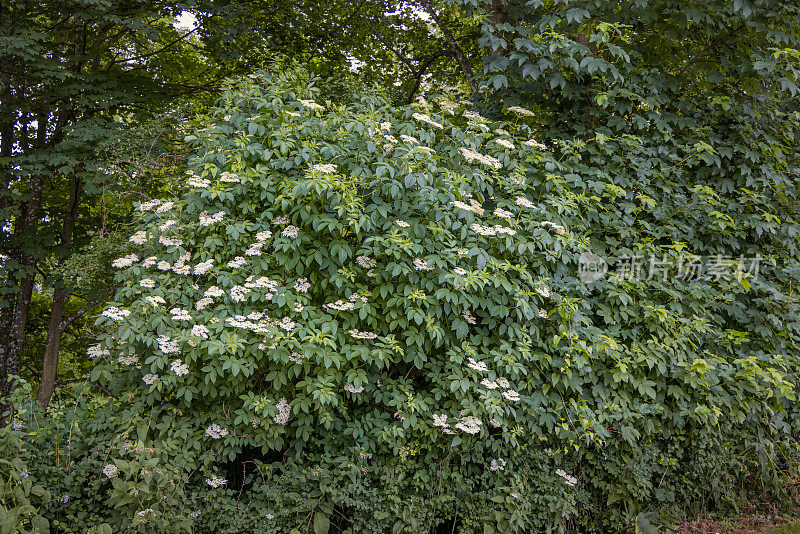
[102,464,119,479]
[356,255,376,268]
[281,225,299,238]
[467,357,488,372]
[495,138,515,150]
[507,106,535,117]
[515,196,536,209]
[299,99,324,111]
[191,324,209,339]
[129,231,149,245]
[413,257,431,271]
[344,383,365,393]
[170,360,189,376]
[273,398,291,425]
[490,459,507,471]
[313,164,337,173]
[142,374,159,385]
[205,423,228,439]
[206,476,227,488]
[102,307,130,321]
[112,254,138,268]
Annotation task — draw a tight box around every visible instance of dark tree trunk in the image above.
[1,175,44,402]
[35,176,81,409]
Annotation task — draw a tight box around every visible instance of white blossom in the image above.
[170,359,189,376]
[102,464,119,479]
[191,324,209,339]
[205,423,229,439]
[112,254,138,268]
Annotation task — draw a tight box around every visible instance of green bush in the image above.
[21,64,798,532]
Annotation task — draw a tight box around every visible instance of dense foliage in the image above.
[3,0,800,532]
[2,64,795,532]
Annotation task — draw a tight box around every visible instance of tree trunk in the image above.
[35,176,81,409]
[1,175,44,401]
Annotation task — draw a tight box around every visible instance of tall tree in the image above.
[0,0,223,410]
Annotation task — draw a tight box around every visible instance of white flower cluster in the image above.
[198,211,225,226]
[142,256,157,267]
[139,278,155,288]
[313,164,337,173]
[349,293,368,303]
[245,242,264,256]
[118,355,139,366]
[556,469,578,487]
[412,112,443,129]
[454,267,468,276]
[220,171,239,183]
[146,295,166,307]
[294,277,310,293]
[507,106,536,117]
[205,423,229,439]
[324,300,354,311]
[494,207,514,219]
[204,286,225,297]
[299,99,325,111]
[432,414,456,434]
[454,415,483,434]
[459,147,502,169]
[129,230,149,245]
[102,464,119,478]
[539,309,549,318]
[206,476,227,488]
[344,383,365,393]
[463,110,486,122]
[274,398,291,425]
[171,252,192,275]
[490,458,507,471]
[356,255,376,268]
[157,260,171,270]
[102,307,130,321]
[349,329,378,339]
[159,235,183,247]
[467,357,488,372]
[191,324,209,338]
[227,256,246,268]
[524,138,547,150]
[452,198,485,216]
[170,359,189,376]
[170,308,192,321]
[187,175,211,188]
[470,223,517,236]
[157,335,180,354]
[194,259,214,275]
[112,254,138,268]
[281,225,299,238]
[462,310,477,325]
[255,230,273,241]
[142,374,159,385]
[156,201,174,213]
[541,221,566,235]
[481,378,498,389]
[395,219,410,228]
[535,286,551,298]
[272,216,288,225]
[503,389,521,401]
[230,285,251,302]
[399,134,418,144]
[278,317,295,331]
[159,219,177,231]
[515,196,536,209]
[495,139,515,150]
[413,257,431,271]
[138,199,163,212]
[245,275,279,293]
[225,314,277,334]
[87,344,110,359]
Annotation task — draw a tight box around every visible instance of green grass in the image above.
[768,524,800,534]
